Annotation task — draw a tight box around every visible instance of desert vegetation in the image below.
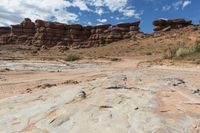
[65,54,81,61]
[164,41,200,63]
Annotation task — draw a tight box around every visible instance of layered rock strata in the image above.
[0,18,142,48]
[153,18,192,32]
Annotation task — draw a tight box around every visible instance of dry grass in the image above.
[164,42,200,64]
[65,54,81,61]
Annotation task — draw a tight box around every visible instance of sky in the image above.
[0,0,199,33]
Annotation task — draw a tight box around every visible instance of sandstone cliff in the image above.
[153,18,192,32]
[0,18,143,49]
[0,18,197,50]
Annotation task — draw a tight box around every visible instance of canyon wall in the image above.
[0,18,195,49]
[0,18,143,49]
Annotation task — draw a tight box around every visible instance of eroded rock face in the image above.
[0,18,142,49]
[0,27,11,44]
[153,18,192,32]
[33,20,69,47]
[0,18,36,45]
[0,27,11,36]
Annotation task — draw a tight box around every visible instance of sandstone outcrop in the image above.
[153,18,192,31]
[33,20,69,47]
[0,18,195,49]
[0,18,36,45]
[0,27,11,36]
[0,18,142,49]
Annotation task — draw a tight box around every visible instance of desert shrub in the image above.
[175,47,191,57]
[164,47,178,59]
[146,52,152,55]
[195,59,200,64]
[164,43,200,59]
[192,27,198,31]
[65,54,80,61]
[192,43,200,52]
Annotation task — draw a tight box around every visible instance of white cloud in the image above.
[0,0,142,26]
[119,7,142,18]
[95,8,104,15]
[103,0,128,12]
[88,0,105,7]
[173,0,191,10]
[182,0,191,9]
[87,21,92,25]
[116,17,120,20]
[88,0,141,18]
[72,0,91,11]
[173,1,182,10]
[162,5,171,11]
[0,0,78,26]
[97,18,107,23]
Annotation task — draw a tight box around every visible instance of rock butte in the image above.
[0,18,196,49]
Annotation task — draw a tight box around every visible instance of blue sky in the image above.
[0,0,199,33]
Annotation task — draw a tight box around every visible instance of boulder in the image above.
[153,19,168,26]
[153,18,192,31]
[171,19,192,25]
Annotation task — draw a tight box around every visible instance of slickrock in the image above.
[0,59,199,132]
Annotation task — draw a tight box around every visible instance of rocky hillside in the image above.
[0,18,199,50]
[0,18,200,61]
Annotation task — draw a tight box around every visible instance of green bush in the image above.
[65,54,80,61]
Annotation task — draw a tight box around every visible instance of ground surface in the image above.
[0,58,199,133]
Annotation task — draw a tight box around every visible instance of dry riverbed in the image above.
[0,59,199,133]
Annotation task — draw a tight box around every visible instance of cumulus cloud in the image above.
[97,18,107,23]
[95,8,104,15]
[0,0,141,26]
[88,0,141,18]
[0,0,78,26]
[119,7,142,18]
[72,0,91,11]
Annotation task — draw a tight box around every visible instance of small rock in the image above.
[78,91,86,99]
[193,89,200,95]
[164,78,186,86]
[134,107,139,110]
[99,105,113,109]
